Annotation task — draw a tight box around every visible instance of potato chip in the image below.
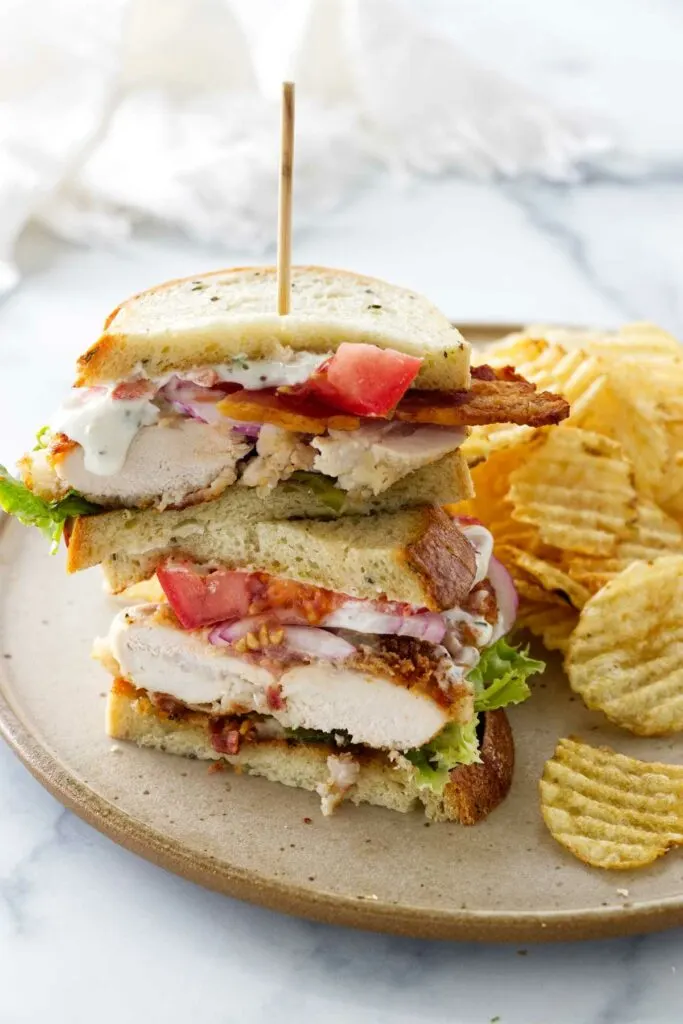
[501,546,590,609]
[460,423,535,466]
[562,500,683,595]
[540,737,683,869]
[589,322,682,363]
[655,423,683,521]
[517,600,578,654]
[508,427,637,557]
[449,445,536,547]
[567,556,683,735]
[489,324,672,498]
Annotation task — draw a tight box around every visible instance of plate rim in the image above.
[2,321,683,943]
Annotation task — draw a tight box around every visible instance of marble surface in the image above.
[3,3,683,1021]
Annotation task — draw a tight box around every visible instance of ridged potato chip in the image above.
[567,556,683,735]
[486,325,671,498]
[508,428,637,557]
[460,423,535,466]
[517,600,578,654]
[465,322,683,669]
[658,426,683,520]
[540,737,683,869]
[499,545,590,609]
[562,501,683,595]
[449,445,536,547]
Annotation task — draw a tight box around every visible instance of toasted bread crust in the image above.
[438,709,514,824]
[403,506,477,609]
[75,265,469,389]
[106,687,514,823]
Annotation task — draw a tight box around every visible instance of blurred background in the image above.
[1,0,682,453]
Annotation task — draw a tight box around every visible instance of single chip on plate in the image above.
[567,556,683,735]
[540,737,683,869]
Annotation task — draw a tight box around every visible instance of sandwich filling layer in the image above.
[17,345,568,513]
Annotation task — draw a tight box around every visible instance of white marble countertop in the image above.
[3,3,683,1021]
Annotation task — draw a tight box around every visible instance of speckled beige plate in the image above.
[3,323,683,943]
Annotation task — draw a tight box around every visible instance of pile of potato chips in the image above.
[454,323,683,869]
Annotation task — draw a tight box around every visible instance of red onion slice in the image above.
[209,616,269,645]
[323,603,445,643]
[160,377,260,435]
[487,555,518,640]
[279,626,355,660]
[209,617,355,660]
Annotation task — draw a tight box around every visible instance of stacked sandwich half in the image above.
[1,266,568,821]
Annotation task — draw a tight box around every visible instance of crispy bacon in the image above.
[216,388,360,434]
[395,366,569,428]
[209,715,260,755]
[111,379,157,400]
[266,684,286,711]
[209,717,242,755]
[215,365,568,432]
[149,691,190,720]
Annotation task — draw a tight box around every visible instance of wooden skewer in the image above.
[277,81,295,316]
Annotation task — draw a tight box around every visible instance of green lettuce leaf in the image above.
[470,637,545,713]
[286,726,335,744]
[405,717,480,791]
[0,465,100,553]
[288,471,346,512]
[405,639,544,794]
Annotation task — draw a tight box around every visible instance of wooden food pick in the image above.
[277,81,295,316]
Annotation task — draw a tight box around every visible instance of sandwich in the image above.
[95,505,544,821]
[0,265,567,821]
[2,266,567,549]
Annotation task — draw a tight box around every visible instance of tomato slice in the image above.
[304,343,422,416]
[157,563,257,629]
[157,562,348,630]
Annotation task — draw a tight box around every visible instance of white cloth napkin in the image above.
[0,0,611,291]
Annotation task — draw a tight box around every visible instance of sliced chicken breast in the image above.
[54,421,252,509]
[102,607,462,750]
[240,424,314,491]
[312,422,466,496]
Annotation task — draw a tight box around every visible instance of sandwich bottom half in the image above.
[107,679,514,825]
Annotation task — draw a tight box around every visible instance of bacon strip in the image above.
[395,365,569,428]
[216,389,360,434]
[213,364,569,432]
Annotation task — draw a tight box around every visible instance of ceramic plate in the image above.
[2,323,683,942]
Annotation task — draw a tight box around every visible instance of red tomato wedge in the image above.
[304,343,422,416]
[156,563,346,630]
[157,563,256,629]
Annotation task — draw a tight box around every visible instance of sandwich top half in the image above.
[3,266,568,543]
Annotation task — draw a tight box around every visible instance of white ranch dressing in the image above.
[153,352,331,390]
[50,389,159,476]
[459,523,494,584]
[49,354,330,478]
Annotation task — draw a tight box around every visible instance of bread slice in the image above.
[107,689,514,824]
[70,502,477,610]
[67,448,471,574]
[75,266,470,390]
